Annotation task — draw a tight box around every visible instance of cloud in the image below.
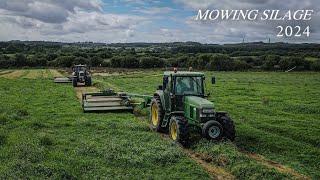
[0,0,318,43]
[175,0,318,10]
[0,0,103,23]
[0,0,148,42]
[133,7,174,15]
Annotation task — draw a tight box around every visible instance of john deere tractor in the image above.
[72,65,92,87]
[150,70,235,144]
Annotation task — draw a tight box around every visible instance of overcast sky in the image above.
[0,0,319,43]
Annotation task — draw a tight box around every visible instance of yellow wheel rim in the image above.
[151,103,158,126]
[170,121,178,140]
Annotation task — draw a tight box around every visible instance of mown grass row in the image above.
[0,76,211,179]
[95,71,320,178]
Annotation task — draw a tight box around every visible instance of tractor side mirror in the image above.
[158,85,163,90]
[211,77,216,84]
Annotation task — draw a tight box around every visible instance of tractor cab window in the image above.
[175,76,203,95]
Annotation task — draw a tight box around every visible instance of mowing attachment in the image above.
[82,89,152,112]
[54,77,72,83]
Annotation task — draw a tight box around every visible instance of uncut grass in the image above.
[97,71,320,178]
[0,78,210,179]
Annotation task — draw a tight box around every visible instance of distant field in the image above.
[0,69,319,179]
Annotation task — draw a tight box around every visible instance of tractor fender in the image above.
[162,111,185,128]
[216,111,228,118]
[154,90,165,107]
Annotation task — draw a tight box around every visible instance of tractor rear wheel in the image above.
[202,120,223,140]
[169,116,189,145]
[150,96,165,132]
[72,78,77,87]
[218,114,235,141]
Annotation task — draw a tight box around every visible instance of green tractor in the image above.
[150,70,235,144]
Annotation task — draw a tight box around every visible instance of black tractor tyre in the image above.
[72,78,77,87]
[85,76,92,86]
[150,96,165,132]
[169,116,189,145]
[202,120,223,141]
[218,115,236,141]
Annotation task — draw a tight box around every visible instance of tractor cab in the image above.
[160,71,211,112]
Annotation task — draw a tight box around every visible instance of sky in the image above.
[0,0,319,44]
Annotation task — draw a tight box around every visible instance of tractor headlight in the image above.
[202,109,214,114]
[200,108,215,118]
[200,114,207,117]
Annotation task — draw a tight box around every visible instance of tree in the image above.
[15,53,27,67]
[73,57,90,66]
[121,56,139,68]
[262,55,281,70]
[208,54,233,71]
[310,60,320,71]
[233,60,250,71]
[91,56,103,66]
[54,56,76,67]
[140,57,164,68]
[197,54,212,69]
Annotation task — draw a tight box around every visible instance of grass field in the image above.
[0,69,319,179]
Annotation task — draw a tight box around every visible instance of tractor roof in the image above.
[164,71,204,76]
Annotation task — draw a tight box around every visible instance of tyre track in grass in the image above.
[241,150,310,179]
[157,132,235,180]
[184,149,235,180]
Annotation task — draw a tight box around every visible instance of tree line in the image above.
[0,41,319,71]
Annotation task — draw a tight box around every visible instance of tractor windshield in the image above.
[78,67,85,71]
[175,76,203,96]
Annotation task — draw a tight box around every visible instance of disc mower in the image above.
[82,89,152,112]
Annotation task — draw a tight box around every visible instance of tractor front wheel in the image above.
[169,116,189,145]
[218,114,235,141]
[202,120,223,140]
[72,78,77,87]
[85,76,92,86]
[150,96,164,132]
